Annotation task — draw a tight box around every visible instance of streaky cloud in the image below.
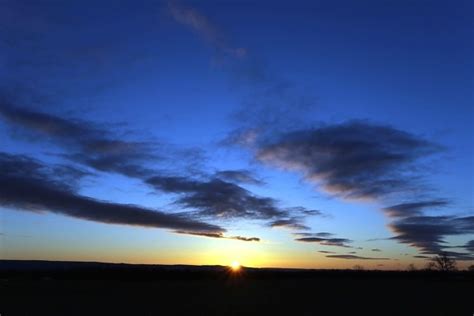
[256,120,440,200]
[146,175,318,225]
[215,169,265,185]
[383,199,449,218]
[464,240,474,253]
[0,105,320,230]
[326,255,390,260]
[168,0,246,59]
[389,215,474,259]
[0,152,223,234]
[175,231,259,241]
[269,219,310,231]
[295,236,353,248]
[0,105,159,178]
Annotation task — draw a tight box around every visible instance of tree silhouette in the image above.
[424,261,436,271]
[352,264,364,271]
[407,263,416,271]
[431,253,457,272]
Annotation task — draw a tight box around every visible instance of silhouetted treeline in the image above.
[1,260,472,282]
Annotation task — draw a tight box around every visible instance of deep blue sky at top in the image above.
[13,0,470,198]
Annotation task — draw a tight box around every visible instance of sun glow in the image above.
[231,261,241,271]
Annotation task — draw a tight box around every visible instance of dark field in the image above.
[1,260,473,316]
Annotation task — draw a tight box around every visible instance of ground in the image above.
[2,275,473,315]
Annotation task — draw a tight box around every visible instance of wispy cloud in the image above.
[175,231,259,242]
[146,175,319,227]
[389,215,474,259]
[269,219,310,231]
[168,0,246,59]
[325,255,390,260]
[0,105,320,232]
[382,200,449,218]
[0,104,161,178]
[295,237,353,248]
[256,120,439,200]
[214,169,265,186]
[0,152,223,235]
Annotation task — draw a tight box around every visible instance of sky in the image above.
[0,0,473,270]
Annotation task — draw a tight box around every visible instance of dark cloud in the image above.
[413,255,431,259]
[0,152,223,235]
[292,232,314,237]
[464,240,474,253]
[146,175,316,224]
[366,237,389,242]
[256,121,439,200]
[269,219,310,231]
[382,200,449,218]
[295,237,353,248]
[232,236,260,242]
[0,105,159,178]
[0,105,208,179]
[371,248,381,252]
[318,250,335,254]
[314,232,334,237]
[293,232,333,238]
[298,208,325,217]
[326,255,390,260]
[389,215,474,259]
[0,106,320,230]
[175,231,259,242]
[214,169,264,185]
[147,176,284,219]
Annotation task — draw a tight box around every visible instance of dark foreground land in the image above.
[1,260,473,316]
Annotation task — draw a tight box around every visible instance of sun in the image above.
[230,260,241,271]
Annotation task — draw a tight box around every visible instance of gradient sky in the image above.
[1,0,473,269]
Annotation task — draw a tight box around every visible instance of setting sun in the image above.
[231,261,241,271]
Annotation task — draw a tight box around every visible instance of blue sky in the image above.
[0,0,473,269]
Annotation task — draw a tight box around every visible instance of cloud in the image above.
[269,219,310,231]
[146,175,316,225]
[389,215,474,258]
[464,240,474,253]
[232,236,260,242]
[382,200,449,218]
[147,176,284,219]
[325,255,390,260]
[413,255,431,259]
[295,237,353,248]
[214,169,264,185]
[0,152,223,234]
[371,248,381,252]
[256,121,439,200]
[297,208,325,217]
[168,0,246,59]
[0,105,209,178]
[318,250,335,254]
[175,231,259,241]
[293,231,333,238]
[314,232,334,237]
[0,105,320,231]
[0,105,160,178]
